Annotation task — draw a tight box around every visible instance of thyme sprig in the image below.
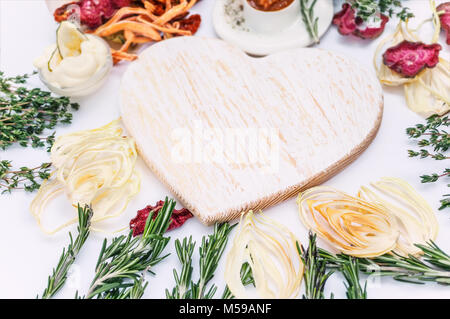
[407,114,450,209]
[349,0,413,22]
[40,204,93,299]
[0,160,51,193]
[300,0,320,44]
[0,71,78,151]
[166,223,235,299]
[298,232,334,299]
[84,197,175,299]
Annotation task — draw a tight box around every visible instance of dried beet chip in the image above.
[383,40,442,78]
[333,3,388,40]
[130,200,193,236]
[333,3,357,36]
[54,0,132,29]
[437,2,450,45]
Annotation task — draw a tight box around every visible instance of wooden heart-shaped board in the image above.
[120,37,383,225]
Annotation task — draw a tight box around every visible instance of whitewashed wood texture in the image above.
[120,36,383,225]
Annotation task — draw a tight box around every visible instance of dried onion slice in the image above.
[297,187,399,258]
[30,120,140,234]
[373,0,441,87]
[225,211,303,299]
[373,0,449,116]
[373,21,421,86]
[404,58,450,117]
[358,177,438,256]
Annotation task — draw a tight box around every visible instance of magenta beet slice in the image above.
[382,41,442,77]
[333,3,357,35]
[437,2,450,45]
[333,3,388,39]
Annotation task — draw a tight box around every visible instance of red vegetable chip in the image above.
[54,0,132,29]
[333,3,388,39]
[332,3,357,35]
[437,2,450,45]
[130,200,194,236]
[383,40,442,78]
[179,14,202,35]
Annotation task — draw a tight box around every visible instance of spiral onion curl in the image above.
[30,120,140,234]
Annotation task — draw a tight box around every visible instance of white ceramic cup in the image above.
[243,0,300,34]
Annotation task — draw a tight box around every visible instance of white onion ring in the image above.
[358,177,439,256]
[225,211,303,299]
[297,187,399,258]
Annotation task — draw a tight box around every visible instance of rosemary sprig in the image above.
[0,160,51,193]
[0,71,78,151]
[340,256,367,299]
[407,114,450,209]
[300,0,320,44]
[99,276,149,299]
[320,240,450,287]
[349,0,413,22]
[298,232,334,299]
[40,204,93,299]
[166,223,235,299]
[166,236,195,299]
[85,197,175,299]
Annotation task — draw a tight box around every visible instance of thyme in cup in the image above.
[349,0,413,22]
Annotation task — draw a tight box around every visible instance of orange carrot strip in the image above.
[97,21,162,41]
[186,0,198,11]
[136,16,192,35]
[153,1,188,25]
[95,7,155,35]
[112,50,138,61]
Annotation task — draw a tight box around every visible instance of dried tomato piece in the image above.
[333,3,388,39]
[437,2,450,45]
[332,3,357,35]
[54,1,79,23]
[383,41,442,78]
[179,14,202,35]
[130,200,193,236]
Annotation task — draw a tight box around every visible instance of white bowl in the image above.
[38,36,113,98]
[243,0,301,34]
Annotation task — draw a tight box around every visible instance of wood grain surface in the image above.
[120,36,383,225]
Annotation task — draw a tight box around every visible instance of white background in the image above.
[1,0,449,299]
